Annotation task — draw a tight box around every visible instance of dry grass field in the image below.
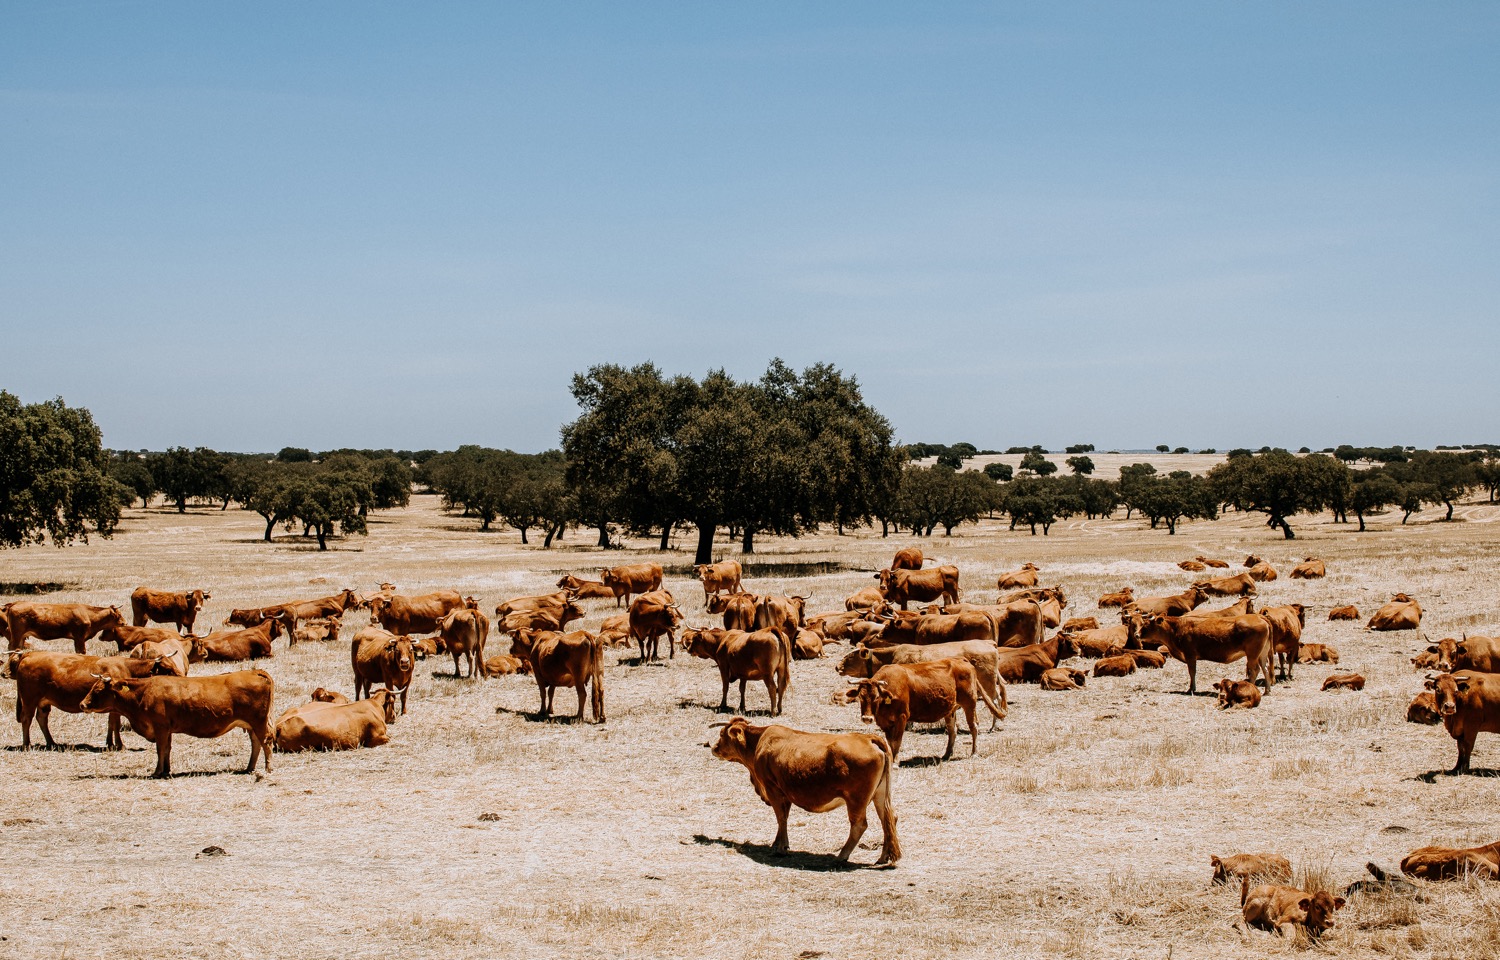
[3,494,1500,959]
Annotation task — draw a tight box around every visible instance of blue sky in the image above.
[2,2,1496,452]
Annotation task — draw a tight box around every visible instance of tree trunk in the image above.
[1277,516,1296,539]
[518,526,529,544]
[1357,513,1366,532]
[544,523,561,548]
[880,518,889,537]
[694,522,716,566]
[1166,518,1177,534]
[176,497,187,514]
[596,519,610,548]
[741,527,755,554]
[263,514,276,541]
[316,526,328,550]
[1445,500,1455,521]
[659,522,672,551]
[480,516,492,532]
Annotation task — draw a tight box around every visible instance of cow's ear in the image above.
[1297,897,1311,911]
[1209,856,1221,867]
[1456,680,1470,693]
[880,693,893,705]
[1427,646,1439,654]
[1333,897,1346,909]
[1424,678,1436,690]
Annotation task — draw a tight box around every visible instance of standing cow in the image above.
[130,588,211,634]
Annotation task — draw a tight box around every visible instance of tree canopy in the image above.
[0,392,127,548]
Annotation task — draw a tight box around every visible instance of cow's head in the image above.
[681,628,718,659]
[389,636,414,672]
[849,678,893,723]
[1426,672,1471,717]
[1244,555,1262,568]
[556,575,577,590]
[370,687,399,723]
[1299,891,1345,935]
[311,687,346,703]
[367,596,389,621]
[1213,678,1237,708]
[338,589,361,608]
[561,601,586,625]
[101,605,125,629]
[79,674,125,712]
[1428,638,1458,672]
[266,619,285,640]
[876,569,897,593]
[600,568,620,588]
[1391,593,1413,603]
[1406,691,1442,724]
[709,717,757,764]
[190,590,208,608]
[835,648,878,679]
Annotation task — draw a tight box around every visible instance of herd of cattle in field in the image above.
[3,545,1499,939]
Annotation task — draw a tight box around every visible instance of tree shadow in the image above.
[690,834,862,872]
[1413,767,1500,783]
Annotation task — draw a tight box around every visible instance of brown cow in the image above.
[596,612,632,648]
[944,600,1045,647]
[1241,881,1344,938]
[994,634,1078,684]
[709,592,760,632]
[754,595,809,638]
[224,605,285,628]
[1261,603,1305,680]
[1216,677,1262,709]
[350,628,415,715]
[483,654,525,676]
[1182,597,1255,620]
[846,658,1000,760]
[708,717,899,865]
[100,622,191,651]
[437,607,489,678]
[555,574,615,600]
[1407,690,1442,724]
[1246,562,1278,582]
[1000,585,1067,609]
[311,687,349,704]
[1040,667,1086,690]
[130,587,211,634]
[294,615,342,644]
[1128,586,1208,618]
[1097,586,1134,609]
[1093,653,1137,678]
[4,602,125,653]
[198,619,281,661]
[682,627,791,715]
[1193,573,1258,598]
[996,563,1040,589]
[1368,594,1421,631]
[500,602,585,637]
[891,547,923,571]
[1136,612,1274,695]
[1122,648,1167,669]
[628,590,682,661]
[1426,670,1500,774]
[274,688,394,752]
[600,562,664,608]
[1321,672,1365,691]
[792,629,826,660]
[494,591,571,620]
[876,566,960,610]
[836,642,1007,726]
[274,589,363,643]
[1452,635,1500,673]
[804,609,869,641]
[8,650,173,749]
[1197,556,1229,569]
[872,611,994,646]
[1289,558,1327,580]
[695,560,744,606]
[1211,853,1291,885]
[1327,605,1360,621]
[1297,643,1339,664]
[1178,559,1206,572]
[844,586,886,612]
[128,637,202,676]
[509,629,605,723]
[1243,555,1263,568]
[1062,624,1129,658]
[369,590,464,637]
[1060,616,1099,632]
[1400,841,1500,881]
[78,669,275,778]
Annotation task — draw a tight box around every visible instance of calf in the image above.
[876,566,960,610]
[1406,690,1442,725]
[274,688,395,752]
[510,629,605,723]
[1327,605,1359,621]
[845,658,999,760]
[1400,841,1500,881]
[78,669,275,778]
[293,615,342,644]
[350,628,415,715]
[1211,853,1292,885]
[994,634,1078,684]
[483,654,525,676]
[1121,648,1167,669]
[708,717,899,865]
[1297,643,1339,664]
[682,627,790,715]
[1093,653,1137,678]
[1060,616,1098,632]
[1040,667,1086,691]
[1216,678,1262,709]
[1241,881,1344,938]
[1321,673,1365,692]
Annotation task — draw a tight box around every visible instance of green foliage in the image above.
[0,391,126,547]
[277,447,313,463]
[1349,469,1400,531]
[892,465,998,536]
[108,452,156,507]
[1018,451,1057,476]
[1000,475,1083,536]
[1131,471,1216,534]
[983,462,1014,482]
[1064,443,1094,454]
[147,446,228,512]
[1155,444,1170,453]
[1065,455,1094,476]
[1207,450,1349,539]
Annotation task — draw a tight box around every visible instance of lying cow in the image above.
[293,615,342,644]
[1327,605,1359,621]
[1128,585,1208,618]
[483,653,525,676]
[1097,586,1134,609]
[1246,562,1278,582]
[1241,880,1344,938]
[1136,612,1274,695]
[1400,841,1500,881]
[555,574,615,600]
[1093,653,1137,678]
[1211,853,1291,885]
[1297,643,1339,664]
[682,627,790,715]
[708,717,899,865]
[274,688,395,752]
[994,634,1078,684]
[1040,667,1086,691]
[1216,678,1262,709]
[1368,594,1421,631]
[1407,690,1442,724]
[198,619,282,661]
[996,563,1039,589]
[1321,673,1365,692]
[79,669,275,778]
[845,658,1000,760]
[1193,573,1257,598]
[1289,558,1327,579]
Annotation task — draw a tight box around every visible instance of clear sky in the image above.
[2,2,1496,453]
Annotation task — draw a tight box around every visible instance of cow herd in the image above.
[3,544,1498,941]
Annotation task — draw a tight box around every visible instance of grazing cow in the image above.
[1097,587,1134,609]
[994,634,1079,684]
[709,592,760,632]
[1216,678,1262,709]
[1062,625,1128,657]
[876,566,960,610]
[708,717,899,865]
[1261,603,1305,681]
[1246,562,1278,582]
[695,561,744,606]
[1060,616,1099,632]
[128,637,201,677]
[600,562,664,608]
[8,650,173,750]
[1425,670,1500,774]
[844,586,886,612]
[4,602,125,653]
[1197,556,1229,569]
[1400,841,1500,881]
[845,658,1000,760]
[483,654,525,676]
[294,615,342,644]
[628,590,682,661]
[996,563,1040,590]
[1136,612,1275,695]
[792,629,826,660]
[1407,691,1442,724]
[1297,643,1339,664]
[500,602,585,637]
[1241,881,1344,938]
[754,595,810,638]
[836,641,1007,726]
[369,590,465,637]
[1327,605,1360,621]
[1212,853,1292,885]
[274,589,363,643]
[1452,636,1500,673]
[198,619,282,661]
[100,622,191,651]
[1289,558,1327,580]
[78,669,275,778]
[494,591,571,620]
[509,629,605,723]
[1368,594,1421,631]
[872,611,995,646]
[1178,560,1206,572]
[891,547,923,571]
[1040,667,1086,690]
[944,600,1045,647]
[555,574,615,600]
[274,688,395,752]
[437,607,489,678]
[1321,672,1365,691]
[130,588,211,634]
[682,627,791,715]
[1193,573,1258,598]
[1093,653,1137,678]
[1128,586,1208,618]
[350,628,415,715]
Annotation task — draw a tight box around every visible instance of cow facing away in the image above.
[682,627,790,715]
[600,563,664,608]
[437,608,489,678]
[78,669,275,778]
[1327,605,1360,621]
[708,717,899,865]
[130,588,211,634]
[509,629,605,723]
[1400,841,1500,881]
[890,547,923,571]
[1289,558,1327,579]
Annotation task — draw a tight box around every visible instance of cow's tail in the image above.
[1240,874,1251,907]
[589,633,606,723]
[775,627,792,711]
[871,733,900,864]
[1032,599,1044,645]
[976,666,1007,723]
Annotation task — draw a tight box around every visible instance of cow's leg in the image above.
[575,682,587,722]
[244,728,262,774]
[667,629,675,659]
[152,734,172,778]
[770,797,792,855]
[764,678,777,716]
[18,699,36,749]
[963,702,979,756]
[72,631,88,655]
[884,724,903,759]
[36,704,58,749]
[942,713,957,760]
[1455,733,1477,774]
[1186,657,1198,695]
[107,711,123,751]
[718,673,730,712]
[739,678,748,713]
[837,802,868,862]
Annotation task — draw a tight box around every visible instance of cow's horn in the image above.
[707,721,731,728]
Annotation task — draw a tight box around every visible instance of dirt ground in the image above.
[2,494,1499,959]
